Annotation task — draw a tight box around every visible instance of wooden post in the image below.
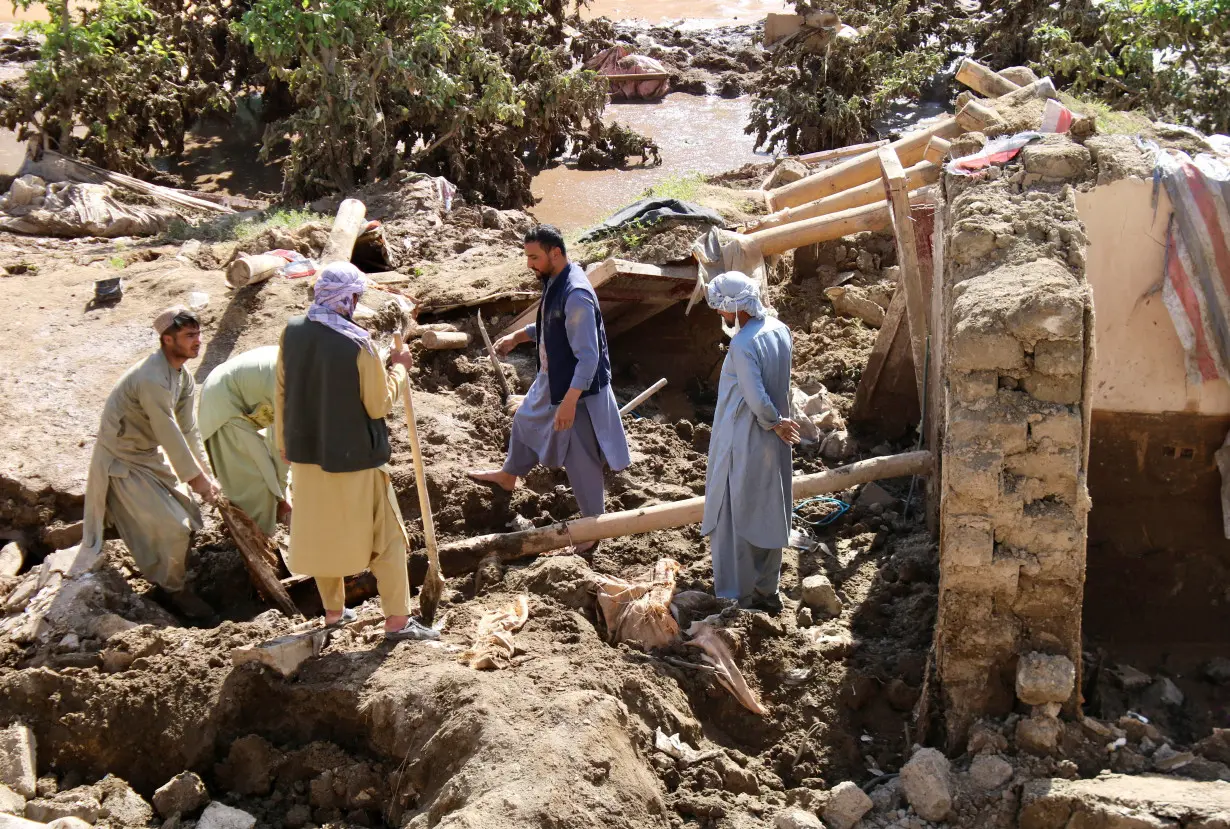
[422,331,471,349]
[750,189,935,257]
[476,310,512,402]
[751,159,941,232]
[954,58,1021,98]
[320,199,367,266]
[955,99,1005,134]
[798,139,889,165]
[434,451,933,574]
[924,136,951,164]
[879,147,928,408]
[619,378,668,416]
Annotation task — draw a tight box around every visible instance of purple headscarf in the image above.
[308,262,375,355]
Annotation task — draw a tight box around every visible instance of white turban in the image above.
[705,272,769,336]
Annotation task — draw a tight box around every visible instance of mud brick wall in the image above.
[933,135,1095,745]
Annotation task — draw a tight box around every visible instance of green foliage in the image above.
[0,0,249,174]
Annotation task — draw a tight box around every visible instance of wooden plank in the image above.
[606,301,675,337]
[879,146,928,408]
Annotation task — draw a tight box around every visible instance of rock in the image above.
[0,816,45,829]
[795,606,814,629]
[800,574,842,617]
[950,131,987,159]
[1204,658,1230,685]
[0,783,25,816]
[775,807,822,829]
[197,802,256,829]
[284,804,312,829]
[40,523,83,552]
[0,543,22,578]
[8,176,45,207]
[968,722,1010,755]
[1117,715,1162,744]
[855,483,896,508]
[24,789,101,824]
[999,66,1039,86]
[152,772,209,818]
[764,159,810,191]
[0,726,36,799]
[820,430,855,462]
[900,748,952,822]
[1020,141,1091,180]
[1016,715,1062,756]
[96,775,153,826]
[1195,729,1230,766]
[1015,652,1076,705]
[1112,663,1152,691]
[1153,676,1185,708]
[479,206,503,230]
[1019,773,1230,829]
[868,777,902,813]
[230,629,329,678]
[886,678,920,712]
[823,781,873,829]
[47,819,91,829]
[824,286,884,327]
[1152,744,1195,772]
[969,755,1014,791]
[215,735,283,796]
[504,555,595,611]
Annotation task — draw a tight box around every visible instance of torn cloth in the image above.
[593,558,681,649]
[687,227,767,315]
[465,595,530,670]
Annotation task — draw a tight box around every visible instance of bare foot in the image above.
[467,469,518,492]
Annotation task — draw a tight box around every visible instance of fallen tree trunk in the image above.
[749,189,934,257]
[798,139,889,165]
[954,58,1021,98]
[432,450,932,576]
[320,199,367,266]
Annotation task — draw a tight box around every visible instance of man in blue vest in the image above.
[468,225,631,552]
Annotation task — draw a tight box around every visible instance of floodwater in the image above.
[531,93,771,232]
[581,0,788,26]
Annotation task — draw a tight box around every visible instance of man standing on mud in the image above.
[277,262,437,641]
[468,225,630,553]
[76,306,220,619]
[198,345,290,535]
[702,272,799,614]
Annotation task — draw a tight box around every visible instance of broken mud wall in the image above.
[1075,136,1230,649]
[933,134,1094,747]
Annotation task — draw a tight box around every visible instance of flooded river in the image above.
[530,93,771,232]
[581,0,788,26]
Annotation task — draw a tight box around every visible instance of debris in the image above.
[465,595,530,670]
[23,789,100,823]
[1195,729,1230,766]
[225,253,299,289]
[790,385,844,444]
[1113,664,1153,691]
[823,285,884,327]
[0,784,25,816]
[775,807,822,829]
[800,574,842,617]
[854,483,896,508]
[1153,676,1186,708]
[594,558,681,649]
[320,198,367,266]
[653,730,723,766]
[230,629,330,678]
[868,777,903,813]
[619,378,669,416]
[475,310,511,403]
[584,45,670,100]
[947,132,1042,176]
[0,726,36,800]
[820,430,856,462]
[1016,715,1062,755]
[0,180,178,238]
[197,801,256,829]
[900,747,952,822]
[0,544,22,578]
[1015,652,1076,705]
[823,781,873,829]
[578,198,724,243]
[763,159,810,191]
[969,755,1014,791]
[153,772,209,819]
[95,775,153,826]
[1019,773,1230,829]
[1152,744,1195,772]
[215,496,299,617]
[215,736,283,797]
[1203,658,1230,685]
[686,623,769,716]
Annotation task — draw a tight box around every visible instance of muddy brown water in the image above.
[531,93,770,232]
[582,0,789,26]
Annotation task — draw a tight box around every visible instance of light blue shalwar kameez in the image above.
[500,272,631,516]
[702,315,794,602]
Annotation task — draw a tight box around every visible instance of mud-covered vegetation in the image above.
[750,0,1230,155]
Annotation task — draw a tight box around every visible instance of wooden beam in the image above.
[434,451,933,574]
[798,139,889,165]
[954,58,1021,98]
[879,147,928,408]
[320,199,367,266]
[606,300,676,338]
[749,188,935,258]
[619,378,668,415]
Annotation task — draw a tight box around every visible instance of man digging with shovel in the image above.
[467,225,631,554]
[276,262,437,641]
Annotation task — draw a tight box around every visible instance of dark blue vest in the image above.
[536,263,612,406]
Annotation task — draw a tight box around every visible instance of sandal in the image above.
[385,617,441,642]
[325,607,357,628]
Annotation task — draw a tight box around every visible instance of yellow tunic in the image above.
[78,350,209,590]
[275,335,409,579]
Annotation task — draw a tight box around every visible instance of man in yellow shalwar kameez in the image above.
[76,306,221,618]
[276,262,438,641]
[198,346,290,535]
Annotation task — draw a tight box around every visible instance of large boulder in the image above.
[152,772,209,819]
[900,748,952,822]
[1016,653,1076,705]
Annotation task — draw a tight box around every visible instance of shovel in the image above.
[393,332,447,626]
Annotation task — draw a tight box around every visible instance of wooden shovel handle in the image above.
[393,334,440,564]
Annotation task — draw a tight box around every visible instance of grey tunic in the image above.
[702,316,793,599]
[501,271,631,515]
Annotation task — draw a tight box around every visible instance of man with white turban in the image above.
[702,272,799,613]
[277,262,437,641]
[76,306,220,618]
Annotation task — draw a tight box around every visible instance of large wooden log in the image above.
[954,58,1021,98]
[879,147,928,405]
[798,139,889,165]
[320,198,367,266]
[435,451,933,575]
[749,188,933,258]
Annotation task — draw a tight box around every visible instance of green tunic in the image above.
[198,346,288,534]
